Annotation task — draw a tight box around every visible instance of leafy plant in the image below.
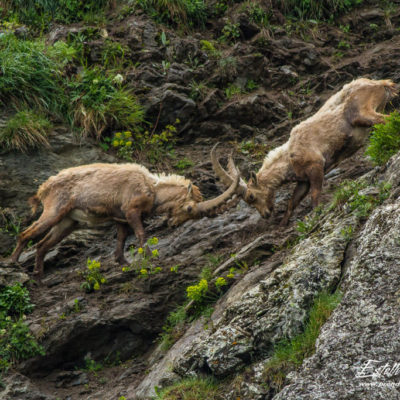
[0,110,52,153]
[219,21,241,43]
[0,283,44,372]
[366,112,400,165]
[263,290,342,392]
[224,83,242,100]
[68,67,144,138]
[0,283,34,317]
[189,80,208,101]
[200,40,221,59]
[174,157,194,171]
[80,259,107,293]
[123,237,162,277]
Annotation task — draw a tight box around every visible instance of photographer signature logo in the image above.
[356,360,400,379]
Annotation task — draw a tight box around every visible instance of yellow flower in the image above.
[227,273,234,279]
[101,278,106,283]
[93,282,100,290]
[119,140,124,146]
[124,131,131,138]
[138,247,144,254]
[112,140,119,147]
[122,267,127,272]
[125,141,132,147]
[115,132,122,139]
[152,249,159,257]
[140,268,148,275]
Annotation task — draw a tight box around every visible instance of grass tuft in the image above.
[155,377,224,400]
[0,110,52,152]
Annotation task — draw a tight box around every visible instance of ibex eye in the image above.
[187,205,193,213]
[248,193,255,202]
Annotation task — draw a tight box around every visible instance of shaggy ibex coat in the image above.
[11,163,239,278]
[212,78,397,224]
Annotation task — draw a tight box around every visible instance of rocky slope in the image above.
[1,1,400,399]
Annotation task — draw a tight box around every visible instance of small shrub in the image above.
[155,377,224,400]
[366,112,400,165]
[0,283,34,317]
[68,67,144,138]
[0,110,52,153]
[219,21,241,43]
[123,237,162,277]
[0,283,44,372]
[80,259,107,293]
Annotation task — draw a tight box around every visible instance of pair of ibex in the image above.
[11,78,397,278]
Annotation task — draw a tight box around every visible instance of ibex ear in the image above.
[187,183,193,197]
[249,171,258,186]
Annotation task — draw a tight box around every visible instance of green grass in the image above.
[155,377,224,400]
[0,110,52,152]
[263,290,342,391]
[366,112,400,165]
[2,0,114,28]
[0,34,66,116]
[136,0,207,28]
[330,179,391,218]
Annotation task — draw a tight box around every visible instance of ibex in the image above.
[11,163,239,278]
[212,78,397,224]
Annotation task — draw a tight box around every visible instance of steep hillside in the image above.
[1,1,400,399]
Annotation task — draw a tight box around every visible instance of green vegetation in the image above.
[330,179,391,218]
[80,259,107,293]
[0,110,52,152]
[0,283,44,372]
[276,0,364,21]
[123,237,163,277]
[366,112,400,165]
[219,21,241,43]
[2,0,114,29]
[155,377,224,400]
[174,157,194,171]
[0,34,66,116]
[136,0,207,28]
[263,290,342,391]
[68,67,144,138]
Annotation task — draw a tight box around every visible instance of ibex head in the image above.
[168,169,240,226]
[210,143,273,219]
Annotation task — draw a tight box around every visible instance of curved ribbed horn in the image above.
[227,152,248,197]
[196,171,240,215]
[211,143,235,187]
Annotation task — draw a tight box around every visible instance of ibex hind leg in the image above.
[34,218,77,280]
[11,203,73,263]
